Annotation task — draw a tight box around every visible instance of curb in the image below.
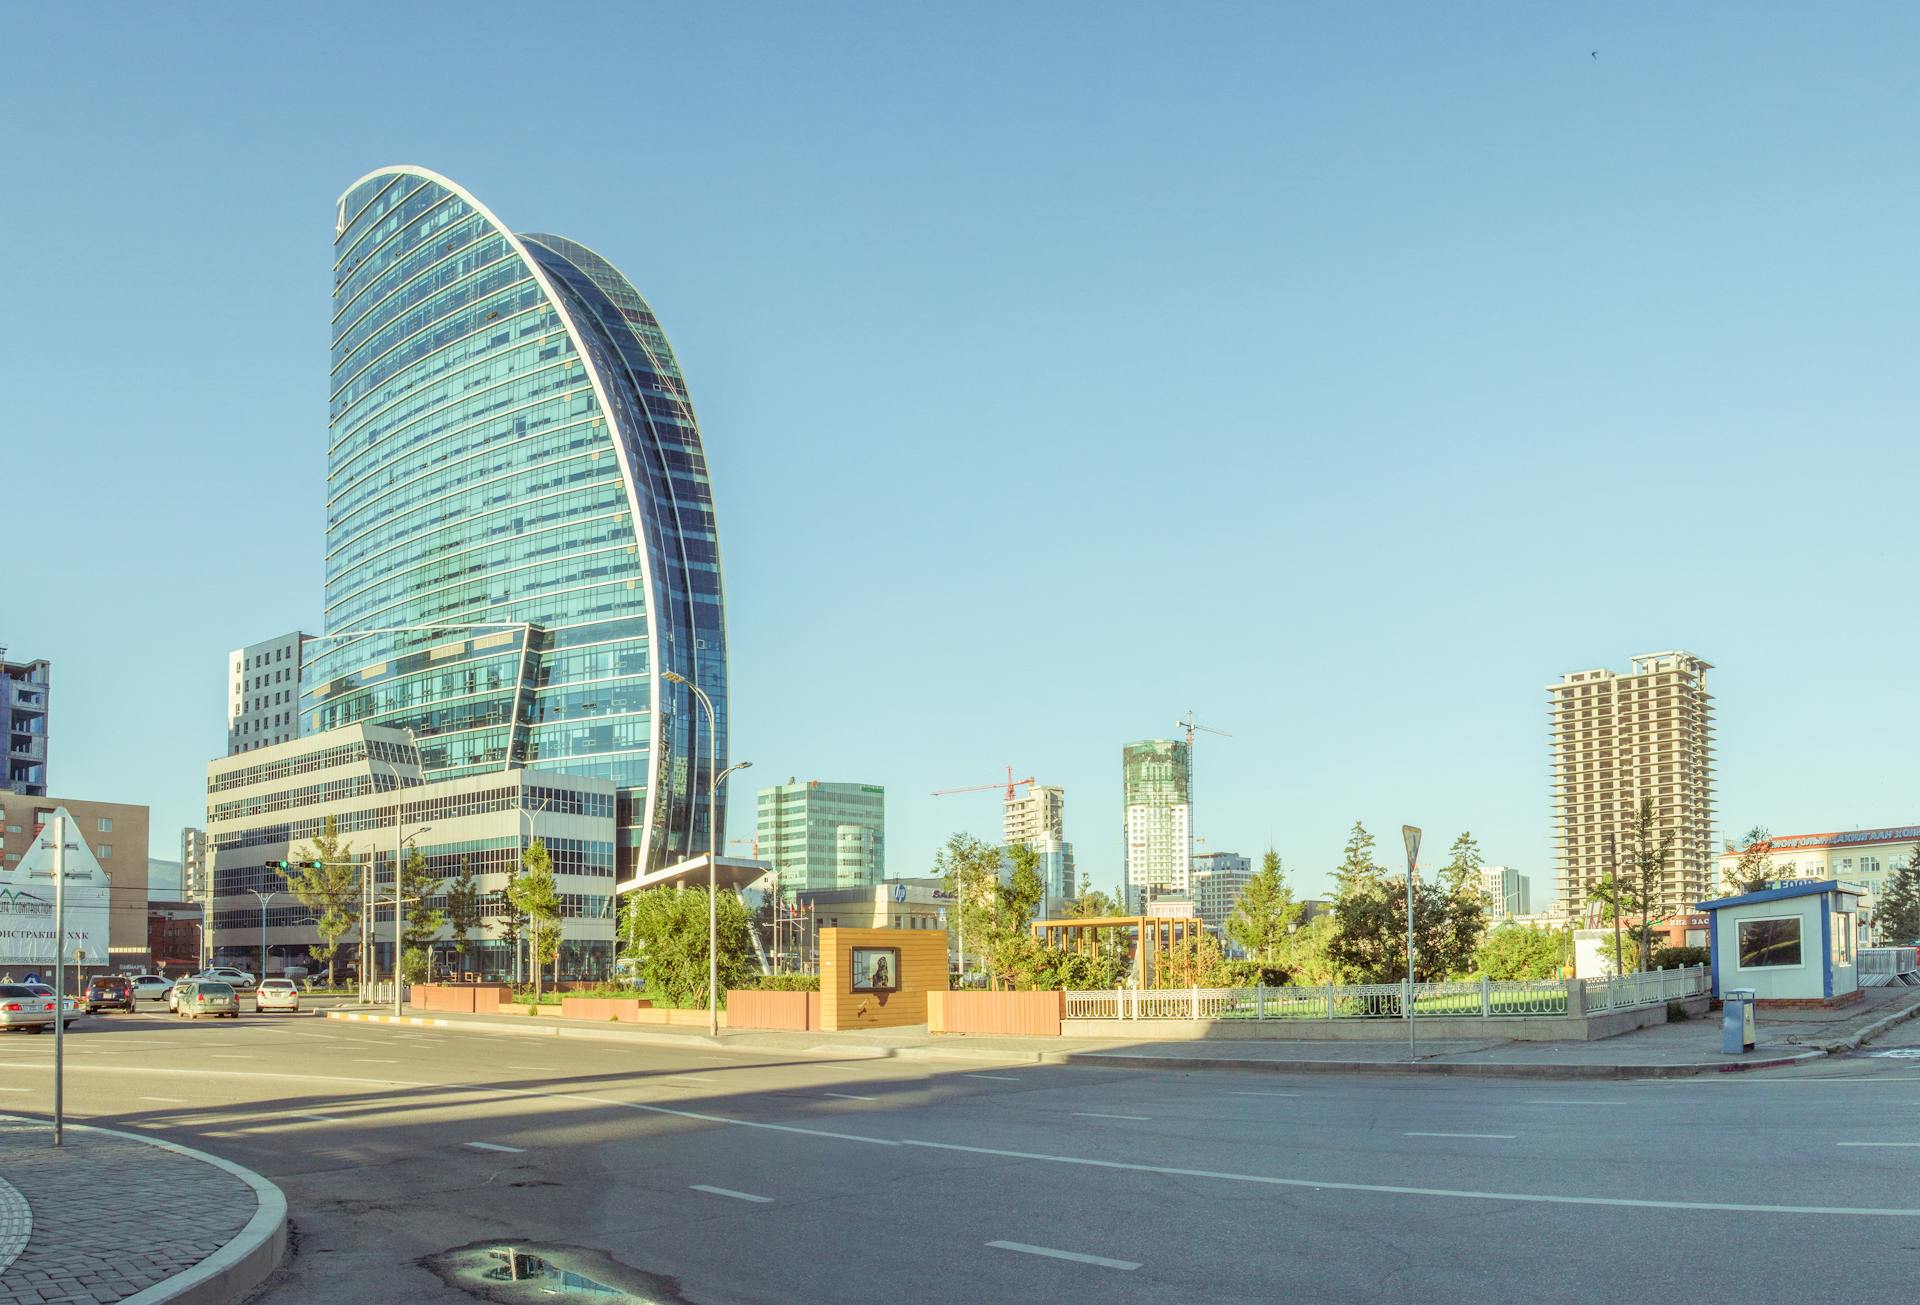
[1,1116,286,1305]
[1041,1048,1828,1079]
[329,1012,452,1029]
[1815,996,1920,1055]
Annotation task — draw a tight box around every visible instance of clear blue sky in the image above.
[6,4,1917,902]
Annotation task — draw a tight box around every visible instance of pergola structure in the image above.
[1031,914,1205,987]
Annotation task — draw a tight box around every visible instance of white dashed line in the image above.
[294,1113,344,1123]
[1527,1100,1626,1106]
[139,1096,186,1103]
[664,1076,716,1084]
[1837,1141,1920,1148]
[464,1141,526,1153]
[1404,1132,1516,1140]
[355,1060,398,1065]
[1228,1091,1302,1098]
[988,1241,1140,1270]
[822,1093,877,1102]
[691,1184,772,1203]
[964,1074,1020,1082]
[1074,1112,1150,1121]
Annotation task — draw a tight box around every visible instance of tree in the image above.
[495,887,527,982]
[1876,844,1920,944]
[282,816,359,987]
[1225,849,1301,962]
[1722,825,1776,896]
[620,885,754,1007]
[1061,887,1120,919]
[1276,913,1345,985]
[1626,796,1675,972]
[443,856,482,979]
[506,838,562,996]
[978,845,1047,990]
[1474,925,1565,980]
[1433,832,1489,978]
[398,844,445,957]
[1328,823,1484,986]
[1586,873,1644,975]
[934,832,1002,986]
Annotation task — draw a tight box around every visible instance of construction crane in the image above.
[1177,711,1231,874]
[931,765,1036,800]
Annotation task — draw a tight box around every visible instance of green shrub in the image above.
[752,973,820,992]
[1650,946,1710,970]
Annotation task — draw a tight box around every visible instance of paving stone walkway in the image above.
[0,1118,256,1304]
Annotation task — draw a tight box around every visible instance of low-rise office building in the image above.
[1191,852,1252,936]
[227,631,311,755]
[2,655,50,796]
[205,724,617,979]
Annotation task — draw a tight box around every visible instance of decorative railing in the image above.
[1061,966,1709,1022]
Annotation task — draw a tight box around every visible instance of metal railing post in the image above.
[1480,974,1492,1018]
[1256,984,1266,1020]
[1326,985,1335,1020]
[1191,985,1200,1020]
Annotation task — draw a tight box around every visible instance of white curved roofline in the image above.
[328,164,667,865]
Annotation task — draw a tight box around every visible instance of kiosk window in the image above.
[1737,917,1802,968]
[1832,912,1855,966]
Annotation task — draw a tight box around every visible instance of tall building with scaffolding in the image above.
[1121,739,1190,913]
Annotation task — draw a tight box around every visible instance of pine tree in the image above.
[443,856,482,979]
[1225,849,1301,963]
[1434,832,1489,978]
[1876,844,1920,944]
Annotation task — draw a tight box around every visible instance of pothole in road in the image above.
[423,1240,693,1304]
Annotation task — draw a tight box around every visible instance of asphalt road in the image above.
[5,1007,1920,1305]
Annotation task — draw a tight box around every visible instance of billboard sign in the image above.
[0,809,111,969]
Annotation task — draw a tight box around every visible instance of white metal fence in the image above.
[1062,966,1709,1022]
[1858,948,1920,987]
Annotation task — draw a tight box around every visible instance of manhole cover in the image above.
[422,1241,691,1303]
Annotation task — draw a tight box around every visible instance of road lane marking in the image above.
[295,1113,344,1123]
[691,1184,772,1203]
[1404,1132,1516,1139]
[1527,1101,1625,1106]
[139,1096,186,1103]
[209,1055,254,1060]
[987,1241,1140,1271]
[0,1088,30,1094]
[1074,1112,1150,1121]
[1837,1142,1920,1147]
[664,1076,716,1084]
[1229,1091,1302,1098]
[464,1141,525,1153]
[354,1060,398,1065]
[903,1138,1920,1217]
[964,1074,1020,1082]
[823,1093,877,1102]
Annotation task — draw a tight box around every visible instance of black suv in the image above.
[86,975,134,1012]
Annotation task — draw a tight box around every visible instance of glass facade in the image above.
[304,168,728,879]
[757,782,886,892]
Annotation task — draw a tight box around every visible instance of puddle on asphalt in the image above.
[423,1240,692,1303]
[485,1249,625,1295]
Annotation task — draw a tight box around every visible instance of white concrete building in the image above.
[227,631,311,755]
[1122,739,1189,914]
[1480,865,1532,920]
[1549,651,1715,915]
[1716,824,1919,939]
[205,723,616,979]
[1191,851,1253,936]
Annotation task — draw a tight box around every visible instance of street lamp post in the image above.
[1402,825,1422,1059]
[246,889,278,979]
[661,669,746,1038]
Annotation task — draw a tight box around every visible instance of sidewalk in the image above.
[337,985,1920,1079]
[0,1117,285,1305]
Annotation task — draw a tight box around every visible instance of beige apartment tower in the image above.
[1549,651,1714,918]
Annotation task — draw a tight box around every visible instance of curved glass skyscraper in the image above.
[304,166,728,878]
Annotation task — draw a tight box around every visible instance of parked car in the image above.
[195,967,256,992]
[0,984,57,1033]
[86,976,134,1012]
[174,980,239,1019]
[131,975,175,1002]
[254,978,300,1013]
[24,985,82,1028]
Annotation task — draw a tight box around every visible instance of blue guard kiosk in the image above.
[1697,880,1864,1009]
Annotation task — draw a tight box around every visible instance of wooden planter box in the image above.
[725,990,817,1031]
[559,996,655,1022]
[929,989,1064,1036]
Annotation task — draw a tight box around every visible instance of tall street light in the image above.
[246,888,278,980]
[661,669,745,1037]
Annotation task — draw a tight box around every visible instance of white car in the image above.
[131,975,174,1002]
[25,985,82,1028]
[254,978,300,1013]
